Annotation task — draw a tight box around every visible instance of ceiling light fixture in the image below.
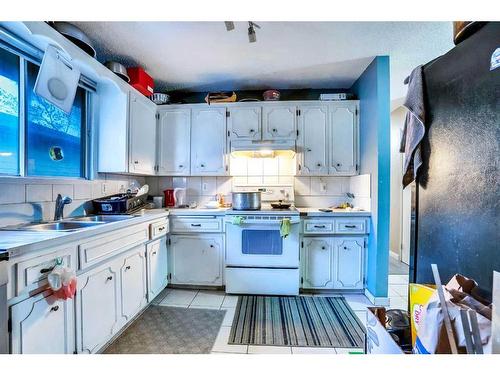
[224,21,234,31]
[248,22,260,43]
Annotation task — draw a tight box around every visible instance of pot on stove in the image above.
[232,191,261,211]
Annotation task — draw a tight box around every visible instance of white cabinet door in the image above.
[191,107,227,175]
[262,105,297,140]
[333,237,365,289]
[169,234,223,286]
[10,291,74,354]
[302,237,334,289]
[157,108,191,175]
[76,261,119,353]
[147,237,168,302]
[297,105,328,175]
[329,102,358,175]
[129,93,157,175]
[227,106,261,140]
[119,246,147,321]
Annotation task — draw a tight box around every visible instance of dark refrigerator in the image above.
[409,22,500,298]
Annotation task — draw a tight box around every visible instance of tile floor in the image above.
[151,275,410,355]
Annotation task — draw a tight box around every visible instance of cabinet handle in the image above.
[125,266,131,270]
[272,128,277,132]
[50,305,59,312]
[316,163,321,167]
[345,225,356,228]
[200,164,205,168]
[158,226,165,232]
[314,225,326,228]
[321,246,326,250]
[134,161,139,164]
[191,223,202,227]
[306,148,312,152]
[106,276,113,281]
[152,251,157,255]
[40,266,55,274]
[249,129,255,133]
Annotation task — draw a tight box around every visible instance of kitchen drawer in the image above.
[170,216,223,233]
[334,218,368,234]
[303,219,335,234]
[78,224,149,270]
[150,219,169,239]
[16,247,77,296]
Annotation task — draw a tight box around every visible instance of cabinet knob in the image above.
[152,251,157,255]
[321,246,326,250]
[125,265,131,270]
[179,164,183,168]
[210,244,214,248]
[200,164,205,168]
[336,163,341,167]
[106,276,113,281]
[316,163,321,167]
[272,128,277,132]
[306,148,312,152]
[50,305,59,312]
[344,246,348,250]
[249,129,255,133]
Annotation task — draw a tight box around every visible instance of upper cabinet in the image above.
[262,104,297,140]
[227,106,262,140]
[190,107,228,176]
[129,92,157,175]
[157,108,191,175]
[328,102,359,175]
[297,105,329,175]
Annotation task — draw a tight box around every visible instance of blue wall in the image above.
[350,56,391,298]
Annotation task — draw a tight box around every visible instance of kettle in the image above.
[174,188,187,208]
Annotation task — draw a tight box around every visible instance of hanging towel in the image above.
[232,216,244,226]
[400,65,426,188]
[280,218,291,238]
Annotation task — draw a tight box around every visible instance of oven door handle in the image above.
[226,220,300,226]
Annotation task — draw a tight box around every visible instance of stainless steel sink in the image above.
[70,215,134,222]
[11,221,103,232]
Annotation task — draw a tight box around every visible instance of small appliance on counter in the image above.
[163,189,175,207]
[173,188,187,208]
[92,193,148,214]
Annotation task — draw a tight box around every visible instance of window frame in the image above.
[0,42,93,180]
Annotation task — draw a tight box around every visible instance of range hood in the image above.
[230,140,296,158]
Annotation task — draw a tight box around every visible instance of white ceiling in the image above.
[73,21,454,103]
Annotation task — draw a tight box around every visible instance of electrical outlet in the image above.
[202,182,208,192]
[102,183,107,194]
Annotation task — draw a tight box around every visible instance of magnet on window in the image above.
[49,146,64,161]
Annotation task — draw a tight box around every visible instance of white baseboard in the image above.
[365,288,390,306]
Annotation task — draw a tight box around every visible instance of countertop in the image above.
[167,207,229,216]
[296,208,371,217]
[0,209,169,256]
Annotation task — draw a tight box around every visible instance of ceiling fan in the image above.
[225,21,261,43]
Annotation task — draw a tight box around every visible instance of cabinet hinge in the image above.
[168,273,171,280]
[364,239,367,249]
[355,164,359,171]
[168,238,171,246]
[300,276,303,285]
[298,164,302,171]
[155,113,160,120]
[355,108,358,116]
[301,241,304,248]
[225,165,229,172]
[296,129,299,137]
[227,130,230,137]
[7,318,11,333]
[226,111,230,118]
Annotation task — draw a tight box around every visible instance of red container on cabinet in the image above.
[127,67,154,96]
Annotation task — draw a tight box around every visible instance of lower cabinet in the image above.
[333,237,365,289]
[119,246,148,321]
[169,234,223,286]
[301,236,366,290]
[10,291,74,354]
[146,237,169,302]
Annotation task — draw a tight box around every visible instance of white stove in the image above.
[225,186,300,296]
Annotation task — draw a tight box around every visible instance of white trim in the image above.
[364,288,390,306]
[389,251,399,260]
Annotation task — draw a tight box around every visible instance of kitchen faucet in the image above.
[54,194,72,221]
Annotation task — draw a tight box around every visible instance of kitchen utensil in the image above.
[153,196,163,208]
[263,89,280,101]
[232,191,261,211]
[150,93,170,105]
[127,67,154,96]
[174,188,187,207]
[104,61,130,82]
[34,45,81,114]
[270,200,292,209]
[92,193,147,214]
[136,184,149,197]
[51,22,96,57]
[163,189,175,207]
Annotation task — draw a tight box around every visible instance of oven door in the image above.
[225,218,300,268]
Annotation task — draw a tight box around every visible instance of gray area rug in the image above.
[104,305,225,354]
[229,296,365,348]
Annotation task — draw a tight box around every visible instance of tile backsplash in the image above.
[0,174,145,227]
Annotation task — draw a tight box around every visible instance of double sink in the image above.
[4,215,134,232]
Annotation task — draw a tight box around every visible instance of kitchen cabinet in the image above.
[128,92,157,175]
[76,260,120,354]
[297,105,328,175]
[262,104,297,140]
[169,234,223,286]
[227,106,261,140]
[146,237,168,302]
[190,107,228,175]
[333,237,365,289]
[119,246,147,320]
[301,237,334,289]
[157,108,191,175]
[10,291,74,354]
[329,102,358,175]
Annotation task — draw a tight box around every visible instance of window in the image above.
[0,45,88,178]
[0,47,20,175]
[26,62,86,177]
